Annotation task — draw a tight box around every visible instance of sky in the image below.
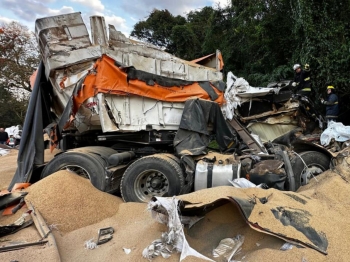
[0,0,230,36]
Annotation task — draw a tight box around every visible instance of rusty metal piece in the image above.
[250,160,284,175]
[0,240,48,253]
[27,202,61,261]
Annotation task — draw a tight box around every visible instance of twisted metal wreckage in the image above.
[10,12,348,199]
[6,11,350,259]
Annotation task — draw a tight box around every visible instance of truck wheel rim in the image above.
[134,169,169,202]
[301,165,323,185]
[59,165,91,180]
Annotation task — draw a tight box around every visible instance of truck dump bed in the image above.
[35,12,225,134]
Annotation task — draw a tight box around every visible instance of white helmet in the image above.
[293,64,301,71]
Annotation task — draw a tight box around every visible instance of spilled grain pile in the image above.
[25,170,123,233]
[177,154,350,262]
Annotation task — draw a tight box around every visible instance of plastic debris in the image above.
[143,197,213,261]
[84,238,98,250]
[320,121,350,146]
[123,248,131,254]
[212,235,245,261]
[229,178,268,189]
[0,149,10,156]
[280,242,294,251]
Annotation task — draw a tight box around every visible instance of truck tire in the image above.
[159,153,191,194]
[291,151,330,191]
[41,152,108,191]
[121,154,185,203]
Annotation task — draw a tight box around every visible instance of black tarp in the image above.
[174,98,237,155]
[8,62,53,190]
[126,67,222,101]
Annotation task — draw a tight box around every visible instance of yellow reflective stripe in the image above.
[304,77,310,81]
[334,102,338,104]
[301,88,311,91]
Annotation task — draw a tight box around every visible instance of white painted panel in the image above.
[104,95,184,131]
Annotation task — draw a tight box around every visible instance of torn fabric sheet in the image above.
[320,121,350,146]
[229,178,267,189]
[143,197,213,261]
[221,71,277,120]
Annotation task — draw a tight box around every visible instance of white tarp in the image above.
[143,197,213,261]
[221,72,278,120]
[0,148,10,156]
[5,125,22,139]
[320,121,350,146]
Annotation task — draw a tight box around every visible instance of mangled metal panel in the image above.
[35,12,223,82]
[105,48,222,82]
[248,123,298,142]
[45,61,94,122]
[75,55,224,110]
[74,99,104,133]
[90,16,108,46]
[103,94,185,132]
[68,94,185,133]
[106,23,223,81]
[190,50,224,71]
[35,12,100,78]
[245,114,298,142]
[33,12,227,136]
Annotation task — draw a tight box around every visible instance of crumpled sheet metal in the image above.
[143,197,212,261]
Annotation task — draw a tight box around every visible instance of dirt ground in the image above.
[1,149,350,261]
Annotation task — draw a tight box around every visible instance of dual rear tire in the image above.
[121,154,185,203]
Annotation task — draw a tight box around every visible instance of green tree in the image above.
[130,9,186,52]
[129,2,350,122]
[0,85,29,126]
[131,7,215,59]
[0,21,38,126]
[169,25,200,60]
[0,21,39,92]
[288,0,350,120]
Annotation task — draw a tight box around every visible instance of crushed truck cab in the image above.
[10,12,334,203]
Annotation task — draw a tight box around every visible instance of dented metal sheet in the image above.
[65,92,186,133]
[44,45,101,77]
[45,61,94,122]
[35,12,223,82]
[35,12,96,77]
[90,16,108,46]
[248,123,298,142]
[105,48,222,81]
[103,94,184,131]
[32,12,225,135]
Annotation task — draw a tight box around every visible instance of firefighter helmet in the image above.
[293,64,301,71]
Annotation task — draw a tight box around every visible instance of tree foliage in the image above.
[131,1,350,122]
[0,21,38,126]
[131,9,186,52]
[0,85,29,126]
[0,21,39,92]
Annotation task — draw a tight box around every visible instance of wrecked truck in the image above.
[10,12,332,203]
